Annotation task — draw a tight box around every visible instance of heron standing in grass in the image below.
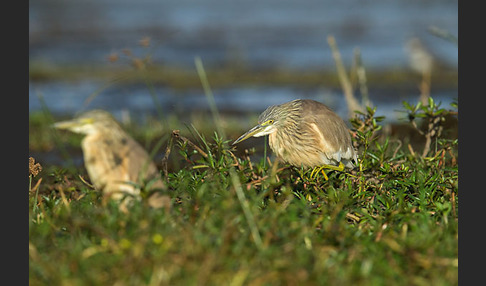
[232,99,357,179]
[54,110,168,210]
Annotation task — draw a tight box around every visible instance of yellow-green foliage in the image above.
[29,100,457,285]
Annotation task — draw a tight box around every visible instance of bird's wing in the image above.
[118,136,164,188]
[82,133,163,193]
[303,101,356,163]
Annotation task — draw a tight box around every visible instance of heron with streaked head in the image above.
[233,99,357,179]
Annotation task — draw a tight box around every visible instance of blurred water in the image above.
[29,0,458,121]
[29,79,456,124]
[30,0,458,69]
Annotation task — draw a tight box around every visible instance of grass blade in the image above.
[230,169,264,251]
[194,56,226,139]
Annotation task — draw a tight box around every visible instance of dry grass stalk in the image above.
[327,35,364,118]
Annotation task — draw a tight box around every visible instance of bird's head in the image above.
[53,110,120,135]
[232,100,301,145]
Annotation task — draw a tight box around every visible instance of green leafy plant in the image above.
[403,97,457,157]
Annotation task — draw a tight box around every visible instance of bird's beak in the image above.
[52,120,78,130]
[53,117,93,131]
[232,124,265,145]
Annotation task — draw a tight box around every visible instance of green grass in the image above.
[29,101,458,285]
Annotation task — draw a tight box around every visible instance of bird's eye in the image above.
[267,120,274,125]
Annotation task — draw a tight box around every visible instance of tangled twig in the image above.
[161,130,210,177]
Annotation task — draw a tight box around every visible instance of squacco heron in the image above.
[233,99,357,178]
[54,110,167,208]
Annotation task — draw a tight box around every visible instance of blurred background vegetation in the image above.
[29,0,457,168]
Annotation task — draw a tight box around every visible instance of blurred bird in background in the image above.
[54,110,169,211]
